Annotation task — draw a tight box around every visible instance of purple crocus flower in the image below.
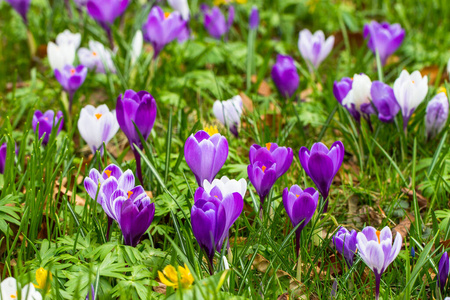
[32,110,64,146]
[142,6,189,58]
[247,160,277,206]
[249,6,259,30]
[298,29,334,70]
[364,81,400,123]
[363,21,405,66]
[282,185,318,255]
[86,0,129,25]
[5,0,30,24]
[356,226,402,300]
[184,130,229,187]
[201,4,234,39]
[333,77,353,104]
[54,64,88,113]
[0,143,17,174]
[271,54,299,98]
[425,92,449,140]
[249,143,293,180]
[439,252,450,294]
[332,227,357,268]
[116,90,157,184]
[191,192,243,274]
[298,141,344,213]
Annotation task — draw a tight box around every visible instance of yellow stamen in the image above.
[412,80,415,84]
[204,126,219,136]
[95,113,102,120]
[266,142,272,151]
[104,170,112,178]
[376,230,381,244]
[164,12,171,19]
[296,194,300,198]
[70,68,76,75]
[11,293,17,299]
[214,195,218,198]
[92,51,97,56]
[127,191,133,199]
[262,166,266,172]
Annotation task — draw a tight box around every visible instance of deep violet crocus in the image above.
[298,141,344,213]
[332,227,358,268]
[439,252,450,294]
[32,110,64,146]
[333,77,353,104]
[201,4,234,39]
[116,90,157,184]
[271,54,300,98]
[54,64,87,113]
[5,0,30,24]
[0,143,18,174]
[425,92,449,140]
[142,6,189,58]
[184,129,229,187]
[191,193,243,274]
[363,21,405,66]
[283,185,318,255]
[249,6,259,30]
[356,226,402,300]
[366,80,400,123]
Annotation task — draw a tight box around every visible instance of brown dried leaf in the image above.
[239,92,253,112]
[251,75,272,96]
[401,188,427,209]
[393,213,414,240]
[357,205,383,227]
[420,66,440,85]
[153,282,166,294]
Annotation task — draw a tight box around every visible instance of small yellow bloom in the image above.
[204,126,219,136]
[437,87,447,96]
[158,264,194,289]
[34,267,52,291]
[213,0,246,6]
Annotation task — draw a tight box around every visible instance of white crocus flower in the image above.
[77,104,120,155]
[393,69,428,130]
[168,0,190,20]
[203,176,247,198]
[213,95,243,137]
[0,277,42,300]
[78,41,116,74]
[131,30,143,65]
[47,30,80,70]
[341,74,372,122]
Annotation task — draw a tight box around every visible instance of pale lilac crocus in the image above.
[356,226,402,300]
[78,41,116,74]
[168,0,190,20]
[77,104,120,155]
[142,6,188,58]
[212,95,243,137]
[425,92,449,140]
[363,21,405,66]
[393,70,428,132]
[298,29,334,71]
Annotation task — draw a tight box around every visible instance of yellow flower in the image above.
[437,87,447,96]
[34,267,52,291]
[158,264,194,289]
[204,126,219,136]
[213,0,247,6]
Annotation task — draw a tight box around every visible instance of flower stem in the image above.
[133,149,144,185]
[375,273,381,300]
[296,245,302,282]
[105,216,113,242]
[207,253,215,275]
[375,50,384,82]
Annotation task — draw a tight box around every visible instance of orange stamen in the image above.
[262,166,266,172]
[296,194,300,198]
[92,51,97,56]
[164,12,171,19]
[95,113,102,120]
[105,170,112,178]
[412,80,415,84]
[376,230,381,244]
[266,142,271,151]
[70,68,76,75]
[127,191,133,199]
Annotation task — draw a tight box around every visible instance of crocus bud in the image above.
[168,0,190,20]
[332,227,357,267]
[425,92,449,139]
[368,81,400,123]
[439,252,450,293]
[283,185,318,254]
[32,110,64,146]
[86,0,129,25]
[131,30,143,65]
[116,90,157,151]
[298,141,344,213]
[142,6,188,58]
[77,104,120,155]
[201,5,234,39]
[393,70,428,131]
[249,6,259,30]
[363,21,405,66]
[78,41,116,74]
[212,95,243,137]
[271,54,299,98]
[333,77,353,104]
[184,130,229,187]
[5,0,30,24]
[191,193,243,272]
[356,227,402,300]
[298,29,334,70]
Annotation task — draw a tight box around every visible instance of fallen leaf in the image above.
[393,213,414,240]
[401,188,427,209]
[251,75,271,97]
